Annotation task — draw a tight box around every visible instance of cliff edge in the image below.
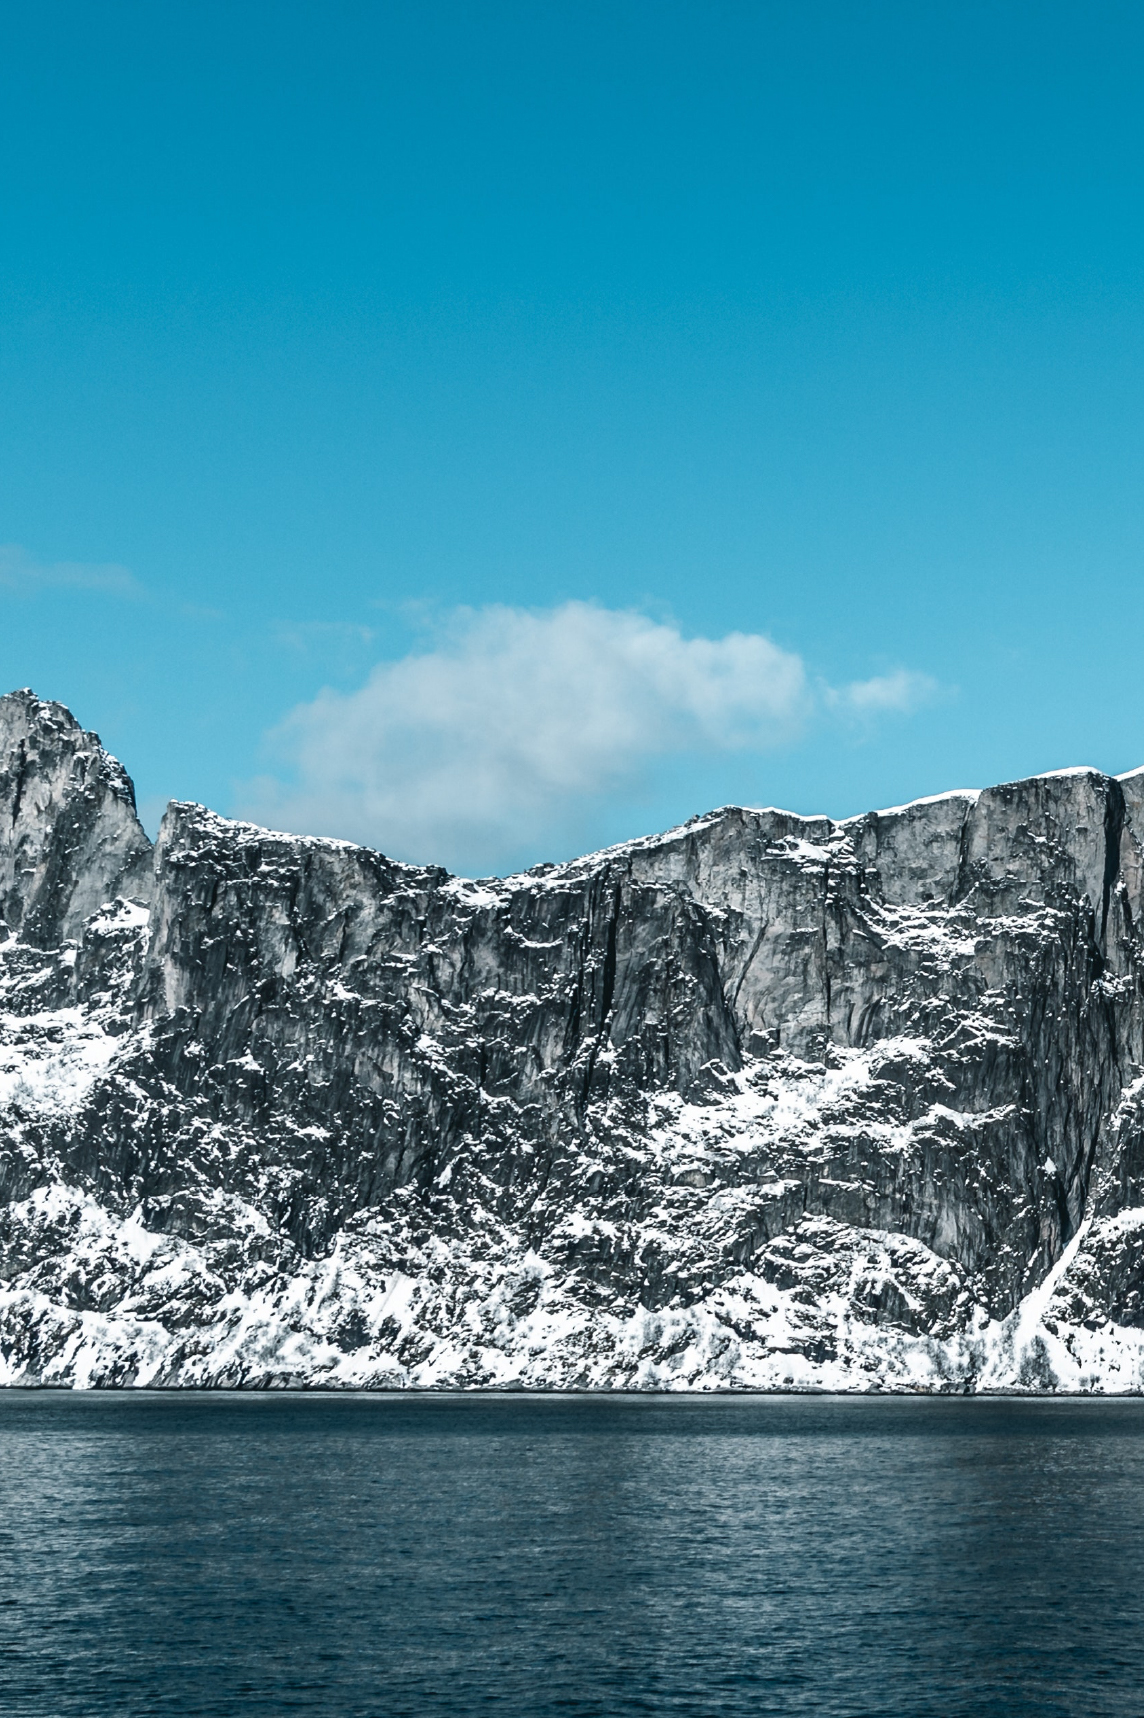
[3,688,1144,1391]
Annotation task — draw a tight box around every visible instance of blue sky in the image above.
[2,1,1143,872]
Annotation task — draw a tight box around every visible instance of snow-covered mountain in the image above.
[4,687,1144,1391]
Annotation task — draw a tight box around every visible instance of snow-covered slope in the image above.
[4,687,1144,1391]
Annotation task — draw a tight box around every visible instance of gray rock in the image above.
[2,689,1144,1391]
[0,690,151,947]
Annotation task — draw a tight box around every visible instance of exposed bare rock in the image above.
[3,689,1144,1391]
[0,690,151,947]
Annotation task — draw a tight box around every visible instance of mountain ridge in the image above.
[4,686,1144,1391]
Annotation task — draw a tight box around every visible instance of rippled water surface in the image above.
[1,1392,1143,1716]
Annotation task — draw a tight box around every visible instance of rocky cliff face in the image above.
[3,687,1144,1390]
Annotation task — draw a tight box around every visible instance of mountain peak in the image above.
[0,689,150,947]
[3,698,1144,1393]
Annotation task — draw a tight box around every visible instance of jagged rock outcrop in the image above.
[3,687,1144,1390]
[0,690,151,947]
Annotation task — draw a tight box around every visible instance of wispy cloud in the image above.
[0,543,142,596]
[238,602,937,874]
[828,668,939,716]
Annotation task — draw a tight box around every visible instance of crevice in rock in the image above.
[1101,777,1126,948]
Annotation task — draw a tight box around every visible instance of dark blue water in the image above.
[0,1393,1142,1717]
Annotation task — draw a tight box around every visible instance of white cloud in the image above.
[829,668,939,716]
[0,544,141,596]
[238,602,936,874]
